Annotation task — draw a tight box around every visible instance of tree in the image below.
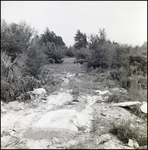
[40,27,65,46]
[25,37,48,78]
[99,28,107,44]
[1,19,37,62]
[74,30,87,49]
[88,34,99,50]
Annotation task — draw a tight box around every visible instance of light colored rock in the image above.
[95,90,110,95]
[47,92,73,106]
[140,102,147,113]
[114,101,141,107]
[52,137,61,145]
[32,109,89,132]
[9,130,17,137]
[128,139,139,149]
[133,139,139,149]
[31,88,47,98]
[128,139,134,147]
[135,119,142,123]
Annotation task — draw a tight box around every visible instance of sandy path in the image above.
[1,60,147,149]
[1,71,106,149]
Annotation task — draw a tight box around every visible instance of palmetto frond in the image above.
[1,52,22,82]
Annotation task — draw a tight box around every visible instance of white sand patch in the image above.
[47,92,73,106]
[66,72,75,79]
[111,87,127,93]
[94,90,110,95]
[1,110,39,130]
[25,139,50,149]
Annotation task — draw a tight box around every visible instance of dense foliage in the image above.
[72,29,147,102]
[74,30,87,50]
[1,19,66,102]
[1,19,147,103]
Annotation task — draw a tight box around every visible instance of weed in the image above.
[128,105,147,121]
[109,121,147,146]
[107,93,131,103]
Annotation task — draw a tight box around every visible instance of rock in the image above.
[100,113,106,117]
[135,119,142,123]
[95,90,110,95]
[96,134,111,145]
[140,103,147,113]
[9,130,17,137]
[72,100,79,102]
[127,139,139,149]
[114,101,141,107]
[52,137,61,145]
[42,100,47,103]
[31,88,47,98]
[133,139,139,149]
[128,139,134,147]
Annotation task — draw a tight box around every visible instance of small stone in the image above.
[101,113,106,116]
[9,131,16,136]
[135,119,142,123]
[52,137,61,145]
[140,103,147,113]
[133,140,139,149]
[128,139,134,147]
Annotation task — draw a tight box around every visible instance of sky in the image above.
[1,1,147,47]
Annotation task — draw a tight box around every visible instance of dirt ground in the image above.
[1,57,147,149]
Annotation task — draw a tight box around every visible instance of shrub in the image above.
[75,47,91,60]
[25,40,48,78]
[48,58,55,64]
[65,49,75,57]
[107,93,131,103]
[109,121,147,146]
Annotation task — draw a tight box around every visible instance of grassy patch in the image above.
[109,121,147,146]
[107,93,131,103]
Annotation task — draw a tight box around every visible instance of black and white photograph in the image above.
[1,1,147,149]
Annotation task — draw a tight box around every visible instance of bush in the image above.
[65,49,75,57]
[107,93,131,103]
[1,19,37,61]
[25,39,48,78]
[75,47,91,60]
[109,121,147,146]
